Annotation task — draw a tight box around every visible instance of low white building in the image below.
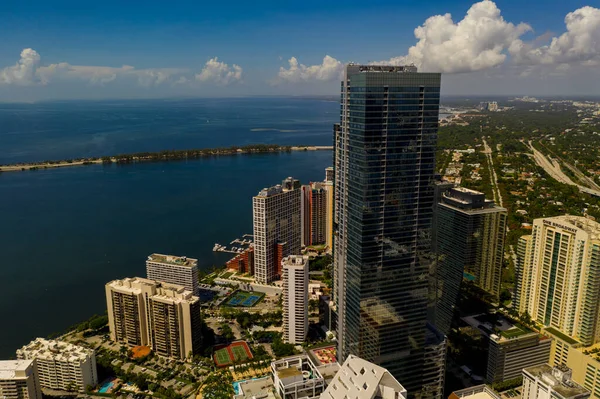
[450,385,501,399]
[16,338,98,392]
[272,355,325,399]
[522,364,589,399]
[146,253,199,295]
[0,360,42,399]
[321,354,407,399]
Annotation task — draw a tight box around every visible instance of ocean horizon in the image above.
[0,97,338,165]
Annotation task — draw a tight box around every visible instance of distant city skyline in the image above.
[0,0,599,100]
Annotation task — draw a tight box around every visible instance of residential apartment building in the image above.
[435,187,507,331]
[334,64,443,398]
[105,277,155,347]
[301,183,328,247]
[0,360,42,399]
[515,215,600,346]
[16,338,97,392]
[146,253,199,295]
[321,354,408,399]
[545,327,600,399]
[486,331,552,383]
[105,277,202,360]
[282,255,309,344]
[522,364,589,399]
[514,235,534,312]
[253,177,301,283]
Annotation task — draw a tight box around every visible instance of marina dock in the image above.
[213,234,253,254]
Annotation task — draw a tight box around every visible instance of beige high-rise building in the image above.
[282,255,309,344]
[514,235,534,312]
[146,254,199,295]
[149,283,203,359]
[105,277,202,360]
[0,360,42,399]
[105,277,155,347]
[515,215,600,346]
[16,338,97,392]
[253,177,301,283]
[546,327,600,399]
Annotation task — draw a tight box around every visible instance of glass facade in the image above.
[334,65,441,398]
[434,188,507,334]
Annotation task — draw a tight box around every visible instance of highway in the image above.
[528,140,600,197]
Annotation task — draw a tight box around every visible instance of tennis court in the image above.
[214,348,231,367]
[231,344,250,362]
[242,295,261,307]
[225,290,264,307]
[213,341,253,367]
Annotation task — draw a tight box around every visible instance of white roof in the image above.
[0,360,33,380]
[17,338,94,363]
[321,355,407,399]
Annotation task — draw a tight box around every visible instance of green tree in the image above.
[220,324,235,343]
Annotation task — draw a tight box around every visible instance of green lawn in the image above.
[545,327,579,345]
[221,272,233,279]
[501,327,527,339]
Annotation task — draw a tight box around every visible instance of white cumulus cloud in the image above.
[277,55,343,83]
[0,49,244,89]
[0,48,44,85]
[195,58,242,85]
[510,6,600,67]
[37,64,136,86]
[378,0,531,73]
[279,1,600,83]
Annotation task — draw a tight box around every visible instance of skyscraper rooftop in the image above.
[0,360,34,379]
[147,254,197,267]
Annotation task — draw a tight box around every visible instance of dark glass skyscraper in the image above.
[334,64,442,398]
[434,187,507,334]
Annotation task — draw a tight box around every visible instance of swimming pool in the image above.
[98,380,115,393]
[232,377,269,396]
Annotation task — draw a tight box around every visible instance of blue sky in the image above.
[0,0,599,100]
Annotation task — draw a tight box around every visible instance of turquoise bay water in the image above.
[0,98,335,357]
